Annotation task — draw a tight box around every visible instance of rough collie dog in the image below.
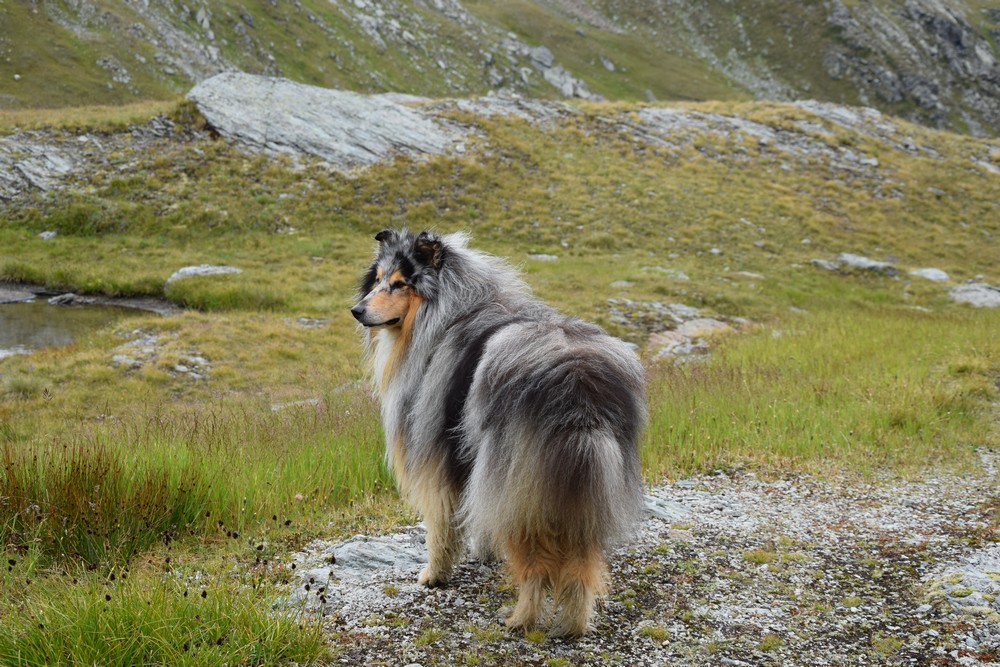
[351,228,645,637]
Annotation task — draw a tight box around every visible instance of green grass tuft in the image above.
[0,575,327,666]
[0,391,389,565]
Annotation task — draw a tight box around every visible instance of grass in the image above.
[0,98,998,663]
[0,100,182,134]
[1,390,389,565]
[0,569,328,666]
[743,549,779,565]
[638,624,669,641]
[644,306,1000,478]
[415,627,447,645]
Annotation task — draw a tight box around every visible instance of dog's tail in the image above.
[463,425,643,554]
[459,335,645,562]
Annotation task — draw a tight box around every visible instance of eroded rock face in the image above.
[0,136,76,200]
[187,72,465,170]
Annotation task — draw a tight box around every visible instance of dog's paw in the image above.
[417,566,450,587]
[503,607,538,631]
[548,618,589,639]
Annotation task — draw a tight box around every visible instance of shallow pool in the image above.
[0,301,135,359]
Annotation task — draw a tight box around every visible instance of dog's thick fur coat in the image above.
[352,229,645,636]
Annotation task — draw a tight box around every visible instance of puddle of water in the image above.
[0,301,136,359]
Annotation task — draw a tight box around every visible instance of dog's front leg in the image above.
[417,485,461,587]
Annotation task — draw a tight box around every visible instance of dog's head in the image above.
[351,228,445,329]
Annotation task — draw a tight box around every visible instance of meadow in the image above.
[0,99,998,664]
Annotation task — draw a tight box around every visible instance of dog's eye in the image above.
[391,281,408,291]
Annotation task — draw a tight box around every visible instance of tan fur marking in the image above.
[391,449,462,588]
[503,533,608,636]
[389,433,410,497]
[380,292,422,387]
[550,550,607,636]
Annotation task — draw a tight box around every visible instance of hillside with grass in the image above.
[2,0,1000,135]
[0,77,999,661]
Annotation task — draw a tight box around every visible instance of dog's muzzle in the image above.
[351,304,399,328]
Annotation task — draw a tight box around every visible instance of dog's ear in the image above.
[414,232,444,270]
[374,229,394,244]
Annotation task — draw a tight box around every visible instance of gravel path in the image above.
[287,450,999,666]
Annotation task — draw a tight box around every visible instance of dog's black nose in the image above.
[350,304,365,321]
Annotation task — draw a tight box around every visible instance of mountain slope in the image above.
[1,0,998,135]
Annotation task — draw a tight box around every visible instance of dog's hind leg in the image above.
[549,549,608,637]
[503,535,554,631]
[416,483,462,587]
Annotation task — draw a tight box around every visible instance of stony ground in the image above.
[283,450,999,666]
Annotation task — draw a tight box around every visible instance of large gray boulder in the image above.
[187,72,463,170]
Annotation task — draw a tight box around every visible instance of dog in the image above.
[351,228,645,637]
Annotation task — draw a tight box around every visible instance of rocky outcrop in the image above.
[0,117,186,201]
[187,72,464,169]
[0,136,76,200]
[821,0,1000,134]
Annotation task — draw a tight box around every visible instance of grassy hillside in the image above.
[463,0,745,102]
[0,99,998,662]
[3,1,999,135]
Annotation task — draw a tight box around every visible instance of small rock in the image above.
[38,231,57,240]
[811,254,899,275]
[675,318,732,338]
[836,253,899,276]
[294,317,330,328]
[526,253,558,262]
[528,45,555,69]
[0,287,35,304]
[48,293,78,305]
[909,268,949,282]
[810,258,842,271]
[949,283,1000,308]
[644,495,692,521]
[641,266,690,281]
[648,330,700,358]
[271,398,322,412]
[166,264,242,285]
